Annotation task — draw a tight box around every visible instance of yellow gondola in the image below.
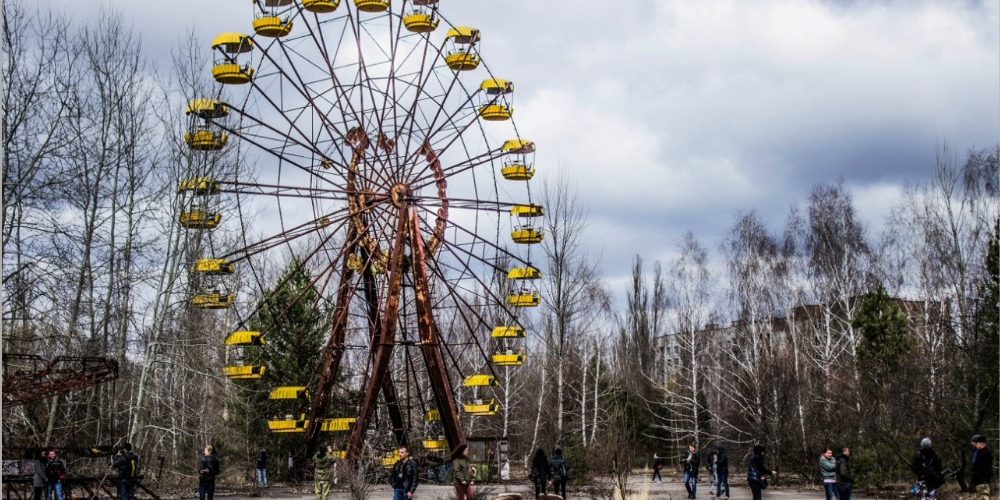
[269,386,309,399]
[320,418,356,432]
[253,16,293,37]
[224,330,263,345]
[463,398,498,415]
[490,325,525,338]
[267,414,308,432]
[224,365,266,379]
[510,204,544,217]
[184,129,228,151]
[178,177,221,195]
[492,350,526,366]
[507,266,541,280]
[179,210,222,229]
[403,12,438,32]
[462,374,497,386]
[211,63,254,85]
[191,291,234,309]
[424,409,441,421]
[507,290,541,307]
[354,0,389,12]
[422,439,448,450]
[501,139,536,180]
[479,79,513,121]
[380,450,400,468]
[511,226,543,244]
[444,27,480,71]
[302,0,340,12]
[211,33,254,84]
[185,99,229,120]
[191,258,234,275]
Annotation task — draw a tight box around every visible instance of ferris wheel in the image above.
[177,0,544,461]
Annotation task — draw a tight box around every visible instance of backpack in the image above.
[921,454,945,489]
[126,452,140,478]
[551,456,569,480]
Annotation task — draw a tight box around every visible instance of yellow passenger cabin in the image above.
[320,417,356,432]
[191,258,234,275]
[354,0,389,12]
[224,330,264,346]
[185,99,229,120]
[492,349,526,366]
[463,398,498,416]
[302,0,340,12]
[211,33,254,84]
[269,386,309,399]
[507,289,541,307]
[252,15,293,37]
[267,414,308,433]
[179,209,222,229]
[178,177,221,195]
[185,129,228,151]
[191,291,234,309]
[422,439,449,451]
[510,204,544,217]
[507,266,541,280]
[511,226,544,244]
[462,374,498,387]
[500,139,536,180]
[490,325,525,338]
[424,408,441,421]
[380,450,401,468]
[403,0,438,32]
[224,364,266,379]
[444,27,481,70]
[479,79,513,121]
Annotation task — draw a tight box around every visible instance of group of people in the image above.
[902,435,994,500]
[30,449,67,500]
[530,448,570,499]
[652,443,734,500]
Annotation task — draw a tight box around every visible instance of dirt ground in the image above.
[215,474,875,500]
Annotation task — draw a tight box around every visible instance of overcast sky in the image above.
[39,0,1000,293]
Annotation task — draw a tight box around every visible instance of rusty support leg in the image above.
[347,207,409,461]
[361,263,407,446]
[301,241,357,457]
[409,209,464,449]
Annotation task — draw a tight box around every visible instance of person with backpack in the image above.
[549,448,570,500]
[683,443,700,499]
[256,448,269,488]
[45,449,67,500]
[910,438,944,499]
[713,444,729,500]
[112,443,140,500]
[746,445,773,500]
[835,446,854,500]
[530,449,550,499]
[198,445,221,500]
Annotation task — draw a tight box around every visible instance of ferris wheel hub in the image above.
[389,183,412,207]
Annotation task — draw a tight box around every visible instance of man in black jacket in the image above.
[683,443,700,499]
[391,446,418,500]
[910,438,943,499]
[836,447,854,500]
[198,445,220,500]
[970,435,994,500]
[112,443,139,500]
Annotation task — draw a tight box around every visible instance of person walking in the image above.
[910,438,944,500]
[683,443,700,499]
[550,448,570,500]
[746,445,773,500]
[314,446,337,500]
[112,443,139,500]
[713,445,729,500]
[970,435,994,500]
[651,453,663,483]
[390,446,418,500]
[819,448,839,500]
[44,449,67,500]
[530,449,550,499]
[30,449,47,500]
[256,448,269,488]
[835,447,854,500]
[451,444,474,500]
[198,445,220,500]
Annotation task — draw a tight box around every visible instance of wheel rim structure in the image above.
[178,0,545,462]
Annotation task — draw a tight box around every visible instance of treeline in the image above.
[2,2,998,495]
